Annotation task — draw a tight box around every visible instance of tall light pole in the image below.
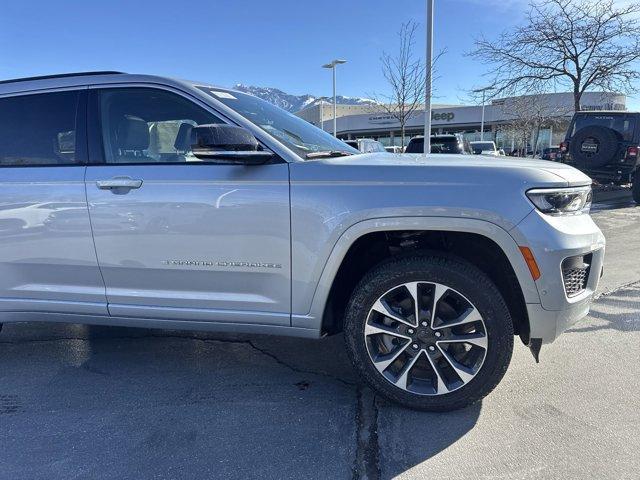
[424,0,434,154]
[473,85,495,141]
[322,59,347,137]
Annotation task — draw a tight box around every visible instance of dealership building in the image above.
[295,91,626,151]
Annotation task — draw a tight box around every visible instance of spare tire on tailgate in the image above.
[569,125,620,169]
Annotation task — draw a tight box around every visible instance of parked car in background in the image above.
[541,147,561,161]
[384,145,403,153]
[470,141,501,156]
[344,138,387,154]
[0,72,605,412]
[560,111,640,203]
[404,134,472,154]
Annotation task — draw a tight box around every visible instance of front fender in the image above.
[291,216,540,331]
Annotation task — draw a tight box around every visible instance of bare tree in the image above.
[497,93,571,155]
[470,0,640,112]
[370,21,444,146]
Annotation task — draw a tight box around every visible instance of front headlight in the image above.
[526,186,592,216]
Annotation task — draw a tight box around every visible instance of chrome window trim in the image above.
[0,85,89,99]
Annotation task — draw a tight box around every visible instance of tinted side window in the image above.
[98,88,223,164]
[0,91,80,166]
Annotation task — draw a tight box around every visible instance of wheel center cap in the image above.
[417,329,433,342]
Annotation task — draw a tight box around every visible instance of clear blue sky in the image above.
[1,0,637,108]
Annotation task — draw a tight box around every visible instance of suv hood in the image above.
[290,153,593,232]
[314,153,592,187]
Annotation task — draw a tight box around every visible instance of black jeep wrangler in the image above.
[560,111,640,203]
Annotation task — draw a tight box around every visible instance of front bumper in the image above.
[511,208,606,344]
[525,300,591,343]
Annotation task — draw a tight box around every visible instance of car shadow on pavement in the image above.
[375,399,482,479]
[0,322,482,479]
[569,285,640,334]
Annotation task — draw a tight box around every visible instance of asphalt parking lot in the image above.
[1,191,638,480]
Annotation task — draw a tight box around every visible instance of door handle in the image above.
[96,177,143,191]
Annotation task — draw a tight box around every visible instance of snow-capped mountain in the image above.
[233,84,377,113]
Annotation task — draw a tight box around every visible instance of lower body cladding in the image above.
[512,208,606,351]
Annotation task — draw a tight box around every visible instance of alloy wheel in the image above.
[364,281,488,395]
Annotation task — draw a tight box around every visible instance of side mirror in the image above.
[191,124,274,164]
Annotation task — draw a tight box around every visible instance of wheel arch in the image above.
[293,217,539,345]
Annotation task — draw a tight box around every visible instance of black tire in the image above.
[569,126,620,170]
[633,171,640,204]
[344,254,514,411]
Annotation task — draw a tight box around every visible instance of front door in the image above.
[85,87,291,325]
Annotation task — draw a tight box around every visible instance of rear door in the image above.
[0,89,107,315]
[84,86,291,325]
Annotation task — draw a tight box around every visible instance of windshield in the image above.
[197,87,358,158]
[431,138,462,154]
[405,137,464,154]
[361,140,387,153]
[470,141,495,153]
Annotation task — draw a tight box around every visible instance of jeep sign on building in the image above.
[295,91,626,150]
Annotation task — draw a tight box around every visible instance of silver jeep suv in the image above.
[0,72,605,411]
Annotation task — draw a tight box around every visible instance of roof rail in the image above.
[0,71,125,85]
